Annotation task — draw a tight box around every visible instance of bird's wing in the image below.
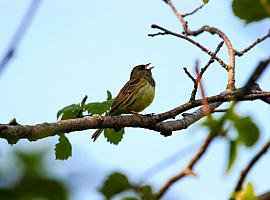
[109,77,147,115]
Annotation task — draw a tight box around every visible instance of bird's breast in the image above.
[127,82,155,113]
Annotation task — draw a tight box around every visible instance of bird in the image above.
[91,63,155,141]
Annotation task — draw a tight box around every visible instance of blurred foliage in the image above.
[100,172,130,199]
[231,182,257,200]
[100,172,156,200]
[232,0,270,23]
[55,134,72,160]
[202,103,260,172]
[0,150,68,200]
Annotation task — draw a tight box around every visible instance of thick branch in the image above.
[0,90,269,143]
[155,102,222,136]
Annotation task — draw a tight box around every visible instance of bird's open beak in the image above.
[145,63,154,70]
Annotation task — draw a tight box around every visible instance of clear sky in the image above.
[0,0,269,199]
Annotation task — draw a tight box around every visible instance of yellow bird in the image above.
[92,63,155,141]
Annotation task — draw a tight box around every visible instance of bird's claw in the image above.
[92,114,104,122]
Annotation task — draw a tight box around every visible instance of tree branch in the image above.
[1,55,269,142]
[149,24,229,70]
[235,29,270,57]
[182,3,205,18]
[239,56,270,96]
[161,0,236,90]
[184,42,224,101]
[234,139,270,192]
[137,139,203,184]
[0,0,42,75]
[0,90,269,143]
[258,191,270,200]
[155,134,215,199]
[188,25,236,91]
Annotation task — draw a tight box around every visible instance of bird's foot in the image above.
[130,111,140,115]
[92,114,104,122]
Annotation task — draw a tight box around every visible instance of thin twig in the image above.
[188,26,236,91]
[198,41,224,80]
[235,29,270,57]
[196,63,211,115]
[166,0,188,33]
[0,0,42,75]
[234,139,270,192]
[156,134,215,199]
[184,42,224,101]
[149,24,229,70]
[183,67,196,82]
[182,4,205,18]
[162,0,236,90]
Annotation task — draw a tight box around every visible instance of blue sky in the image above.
[0,0,269,199]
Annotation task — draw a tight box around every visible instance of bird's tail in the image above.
[91,129,104,142]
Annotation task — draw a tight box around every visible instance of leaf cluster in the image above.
[0,151,68,200]
[202,103,260,172]
[57,91,113,120]
[55,91,125,160]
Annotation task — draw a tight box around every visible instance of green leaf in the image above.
[55,134,72,160]
[80,95,88,107]
[100,172,130,199]
[203,0,209,3]
[139,185,156,200]
[235,182,257,200]
[84,100,113,115]
[57,104,82,120]
[232,0,270,23]
[104,128,125,145]
[226,140,238,172]
[233,116,260,147]
[107,90,112,100]
[202,116,224,136]
[242,182,257,200]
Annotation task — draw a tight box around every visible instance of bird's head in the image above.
[130,63,154,80]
